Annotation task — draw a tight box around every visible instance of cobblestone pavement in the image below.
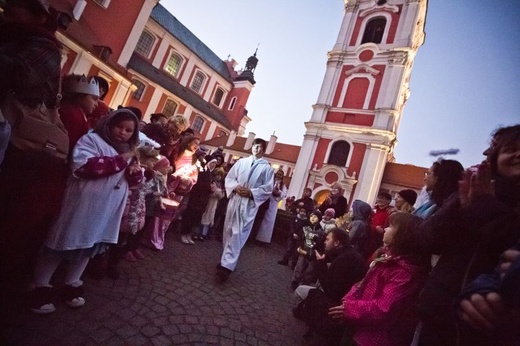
[1,234,321,345]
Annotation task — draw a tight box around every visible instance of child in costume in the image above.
[320,208,337,234]
[140,154,174,251]
[291,210,325,289]
[28,109,142,314]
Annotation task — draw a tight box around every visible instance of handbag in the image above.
[1,89,69,162]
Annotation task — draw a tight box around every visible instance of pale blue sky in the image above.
[162,0,520,169]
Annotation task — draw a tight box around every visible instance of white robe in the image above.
[45,133,129,251]
[255,180,287,243]
[220,156,274,271]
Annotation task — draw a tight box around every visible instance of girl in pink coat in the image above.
[329,213,429,346]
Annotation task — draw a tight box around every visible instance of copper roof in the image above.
[202,136,301,163]
[382,162,428,189]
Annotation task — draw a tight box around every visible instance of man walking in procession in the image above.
[216,138,274,282]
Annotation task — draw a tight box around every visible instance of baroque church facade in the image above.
[288,0,428,204]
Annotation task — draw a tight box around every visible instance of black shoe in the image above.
[192,235,204,242]
[277,259,289,266]
[215,264,231,283]
[62,284,85,308]
[28,287,56,314]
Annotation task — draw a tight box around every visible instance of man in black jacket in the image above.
[293,227,367,343]
[295,227,367,304]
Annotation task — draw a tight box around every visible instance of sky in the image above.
[162,0,520,169]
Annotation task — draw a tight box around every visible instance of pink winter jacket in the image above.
[343,255,428,346]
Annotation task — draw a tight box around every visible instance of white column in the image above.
[143,86,163,122]
[205,122,217,141]
[152,34,170,68]
[352,144,388,204]
[287,134,319,199]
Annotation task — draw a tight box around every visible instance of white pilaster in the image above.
[353,144,389,203]
[143,86,163,122]
[117,0,158,67]
[287,134,319,199]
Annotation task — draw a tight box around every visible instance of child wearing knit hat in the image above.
[320,208,337,234]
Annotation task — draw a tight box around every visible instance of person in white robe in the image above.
[217,138,274,281]
[256,169,287,243]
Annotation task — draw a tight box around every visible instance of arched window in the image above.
[165,52,183,77]
[212,88,224,106]
[163,99,177,117]
[132,79,145,100]
[93,0,111,8]
[218,130,228,137]
[135,31,155,57]
[228,96,237,110]
[327,141,350,166]
[361,17,386,44]
[192,116,204,133]
[190,71,206,93]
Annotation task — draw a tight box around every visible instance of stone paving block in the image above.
[140,325,161,337]
[185,315,199,324]
[178,324,193,334]
[247,335,259,345]
[162,324,179,336]
[168,314,184,324]
[170,333,189,344]
[150,334,172,346]
[89,327,114,344]
[115,325,138,338]
[125,334,150,345]
[220,327,234,339]
[130,315,149,328]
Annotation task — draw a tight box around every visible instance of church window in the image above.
[163,99,177,117]
[192,116,204,133]
[132,79,145,100]
[228,96,237,110]
[135,31,155,57]
[328,141,350,166]
[165,52,183,77]
[93,0,111,8]
[361,17,386,44]
[190,71,206,94]
[212,88,224,106]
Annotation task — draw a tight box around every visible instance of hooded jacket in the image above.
[349,200,372,256]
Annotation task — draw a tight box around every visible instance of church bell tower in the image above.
[289,0,427,205]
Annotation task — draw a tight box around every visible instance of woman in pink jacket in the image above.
[329,213,429,346]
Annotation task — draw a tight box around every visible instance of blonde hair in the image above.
[399,202,415,214]
[168,115,189,132]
